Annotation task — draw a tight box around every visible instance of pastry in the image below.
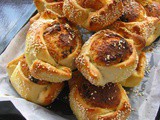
[133,0,160,15]
[30,10,58,25]
[30,13,41,24]
[75,29,138,86]
[25,15,82,83]
[109,0,160,47]
[135,0,153,7]
[144,1,160,18]
[69,71,131,120]
[63,0,124,31]
[6,0,157,118]
[7,55,64,106]
[120,52,146,87]
[34,0,64,17]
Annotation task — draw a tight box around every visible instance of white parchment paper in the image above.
[0,23,160,120]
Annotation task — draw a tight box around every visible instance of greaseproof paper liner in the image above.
[0,23,160,120]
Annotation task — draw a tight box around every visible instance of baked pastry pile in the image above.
[7,12,82,105]
[7,0,159,119]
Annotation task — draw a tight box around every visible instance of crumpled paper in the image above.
[0,22,160,120]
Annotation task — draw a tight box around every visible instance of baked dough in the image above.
[7,55,64,106]
[76,29,138,86]
[109,0,160,47]
[69,71,131,120]
[120,52,146,87]
[25,16,82,82]
[63,0,124,31]
[34,0,64,17]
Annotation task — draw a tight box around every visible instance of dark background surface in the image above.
[0,0,35,118]
[0,0,35,54]
[0,0,159,120]
[0,101,26,120]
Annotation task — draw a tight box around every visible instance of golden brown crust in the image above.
[43,21,78,62]
[109,19,159,49]
[30,59,72,82]
[144,1,160,18]
[90,33,133,66]
[75,29,138,86]
[40,10,60,19]
[7,55,24,77]
[30,13,41,24]
[120,0,146,22]
[63,0,124,31]
[77,0,105,10]
[78,77,121,109]
[34,0,64,17]
[120,52,146,87]
[109,0,160,48]
[135,0,153,6]
[7,54,64,106]
[108,21,146,52]
[25,17,82,82]
[69,71,131,120]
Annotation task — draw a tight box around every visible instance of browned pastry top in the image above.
[75,71,121,109]
[145,1,160,18]
[90,31,133,66]
[43,20,77,62]
[34,0,64,17]
[20,56,49,85]
[63,0,123,31]
[45,0,63,2]
[120,0,145,22]
[77,0,105,10]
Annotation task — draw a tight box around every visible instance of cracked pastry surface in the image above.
[75,29,138,86]
[69,71,131,120]
[25,17,82,82]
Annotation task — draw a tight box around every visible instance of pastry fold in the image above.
[25,16,82,82]
[34,0,64,17]
[63,0,124,31]
[143,1,160,18]
[109,0,160,47]
[75,29,138,86]
[69,71,131,120]
[7,55,64,106]
[120,52,146,87]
